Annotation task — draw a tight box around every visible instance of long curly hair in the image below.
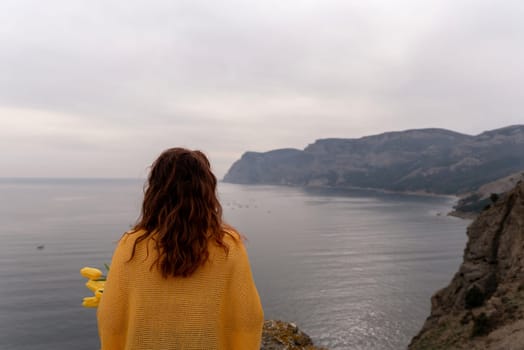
[128,147,230,278]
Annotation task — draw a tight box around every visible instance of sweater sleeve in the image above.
[97,237,129,350]
[224,241,264,349]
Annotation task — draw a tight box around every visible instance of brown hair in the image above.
[128,147,230,278]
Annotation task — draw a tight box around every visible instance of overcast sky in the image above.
[1,0,523,178]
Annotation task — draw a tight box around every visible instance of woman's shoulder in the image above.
[207,226,248,262]
[222,226,241,241]
[119,229,146,246]
[221,226,247,250]
[112,229,151,257]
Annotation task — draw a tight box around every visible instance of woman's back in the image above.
[98,230,264,350]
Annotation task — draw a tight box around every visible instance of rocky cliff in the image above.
[451,171,524,216]
[261,320,327,350]
[409,181,524,349]
[224,125,524,195]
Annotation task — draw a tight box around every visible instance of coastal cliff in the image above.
[224,125,524,195]
[409,181,524,349]
[451,171,524,217]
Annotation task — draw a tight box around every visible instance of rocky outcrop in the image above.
[261,320,327,350]
[409,181,524,349]
[451,171,524,216]
[224,125,524,195]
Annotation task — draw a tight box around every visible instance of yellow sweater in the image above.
[97,231,264,350]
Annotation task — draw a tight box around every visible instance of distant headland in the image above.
[223,125,524,216]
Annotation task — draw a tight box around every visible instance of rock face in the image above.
[409,181,524,349]
[452,171,524,216]
[261,320,327,350]
[224,125,524,195]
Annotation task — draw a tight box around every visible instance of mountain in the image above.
[409,181,524,349]
[223,125,524,195]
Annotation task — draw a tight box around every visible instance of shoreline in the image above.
[220,180,458,199]
[447,210,478,220]
[221,180,479,220]
[304,183,458,199]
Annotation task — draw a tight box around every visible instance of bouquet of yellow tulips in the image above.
[80,265,108,308]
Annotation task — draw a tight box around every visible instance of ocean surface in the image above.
[0,179,470,350]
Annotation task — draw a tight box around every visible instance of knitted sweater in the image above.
[97,230,264,350]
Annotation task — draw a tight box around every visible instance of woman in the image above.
[98,148,264,349]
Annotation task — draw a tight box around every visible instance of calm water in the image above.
[0,179,470,350]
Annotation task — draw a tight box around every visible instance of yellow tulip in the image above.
[80,267,103,280]
[95,288,104,298]
[82,296,100,308]
[86,279,105,292]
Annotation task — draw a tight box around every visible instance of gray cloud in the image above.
[1,0,523,177]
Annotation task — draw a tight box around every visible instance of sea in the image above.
[0,178,470,350]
